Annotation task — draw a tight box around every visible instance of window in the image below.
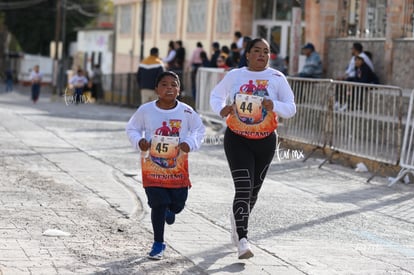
[254,0,304,21]
[161,0,177,34]
[364,0,386,37]
[216,0,231,33]
[119,5,132,35]
[187,0,206,33]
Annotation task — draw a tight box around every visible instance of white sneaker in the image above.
[229,211,238,246]
[238,238,254,259]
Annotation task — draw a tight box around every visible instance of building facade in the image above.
[112,0,414,89]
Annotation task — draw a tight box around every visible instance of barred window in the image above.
[161,0,177,34]
[187,0,206,33]
[364,0,386,37]
[216,0,231,33]
[119,5,132,35]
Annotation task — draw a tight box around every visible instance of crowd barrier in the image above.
[195,67,410,182]
[195,68,227,131]
[389,90,414,186]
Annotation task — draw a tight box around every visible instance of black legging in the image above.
[224,128,276,240]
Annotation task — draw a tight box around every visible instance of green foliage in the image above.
[2,0,100,56]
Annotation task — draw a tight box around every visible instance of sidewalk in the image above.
[1,88,414,274]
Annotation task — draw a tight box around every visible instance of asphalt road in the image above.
[1,88,414,274]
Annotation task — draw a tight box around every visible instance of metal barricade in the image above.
[389,90,414,186]
[278,77,333,148]
[195,67,227,131]
[330,81,403,165]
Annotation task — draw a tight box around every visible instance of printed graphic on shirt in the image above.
[141,119,190,188]
[227,79,277,139]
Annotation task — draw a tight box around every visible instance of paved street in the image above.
[1,87,414,274]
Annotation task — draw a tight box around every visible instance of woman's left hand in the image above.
[179,142,190,153]
[262,99,274,111]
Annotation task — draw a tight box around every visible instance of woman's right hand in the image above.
[219,104,235,118]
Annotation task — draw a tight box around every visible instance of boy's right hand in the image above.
[138,139,150,151]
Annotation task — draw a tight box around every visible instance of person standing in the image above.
[297,43,323,78]
[126,71,205,260]
[210,38,296,259]
[30,65,42,103]
[91,64,103,102]
[69,68,89,104]
[5,69,13,92]
[209,42,221,68]
[136,47,165,105]
[190,42,204,99]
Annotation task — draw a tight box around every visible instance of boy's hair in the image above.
[155,71,180,87]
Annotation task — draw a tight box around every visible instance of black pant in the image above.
[224,128,276,240]
[145,187,188,243]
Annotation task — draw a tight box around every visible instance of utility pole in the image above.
[140,0,146,61]
[59,0,67,95]
[289,1,302,76]
[53,0,62,95]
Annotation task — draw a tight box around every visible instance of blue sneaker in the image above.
[148,242,166,260]
[165,209,175,225]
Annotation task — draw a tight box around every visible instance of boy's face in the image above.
[155,76,180,103]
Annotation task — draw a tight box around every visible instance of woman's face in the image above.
[246,40,270,71]
[355,57,363,67]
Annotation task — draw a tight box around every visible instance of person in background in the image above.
[216,55,230,71]
[69,68,89,104]
[234,31,244,52]
[297,43,323,78]
[238,36,252,68]
[209,42,221,68]
[136,47,165,105]
[91,64,103,102]
[229,42,241,68]
[30,65,42,103]
[126,71,205,260]
[163,41,176,69]
[200,51,210,67]
[5,68,13,92]
[190,42,204,99]
[342,42,374,80]
[210,38,296,260]
[269,48,287,75]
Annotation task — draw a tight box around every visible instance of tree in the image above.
[1,0,100,56]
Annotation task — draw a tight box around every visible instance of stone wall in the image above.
[392,39,414,89]
[326,38,414,89]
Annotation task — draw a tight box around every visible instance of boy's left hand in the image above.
[179,142,190,153]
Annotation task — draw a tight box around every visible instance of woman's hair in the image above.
[245,38,269,53]
[155,71,180,87]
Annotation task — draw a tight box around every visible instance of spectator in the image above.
[238,36,252,68]
[342,42,374,80]
[190,42,204,99]
[200,51,210,67]
[163,41,176,69]
[337,54,379,111]
[30,65,42,103]
[269,47,287,75]
[209,42,221,68]
[216,55,230,70]
[69,68,89,105]
[91,64,103,102]
[5,68,13,92]
[297,43,323,78]
[229,42,241,68]
[234,31,243,51]
[137,47,165,105]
